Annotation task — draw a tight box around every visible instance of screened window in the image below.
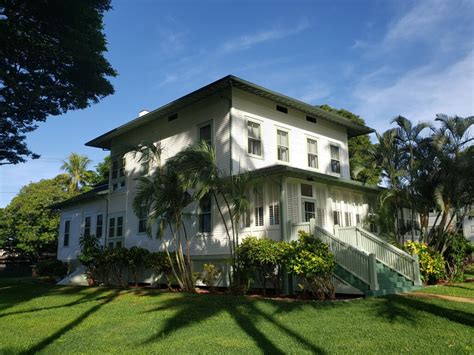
[116,216,124,237]
[254,186,264,227]
[355,213,361,225]
[111,156,126,191]
[304,202,316,222]
[64,220,70,247]
[330,145,341,174]
[344,212,352,227]
[199,194,212,233]
[84,216,91,236]
[199,123,212,146]
[307,138,318,169]
[277,130,289,162]
[301,183,313,197]
[269,184,280,225]
[248,121,262,156]
[108,217,116,238]
[333,211,341,226]
[138,206,147,233]
[96,215,103,237]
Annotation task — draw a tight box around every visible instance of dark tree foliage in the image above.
[0,0,116,165]
[320,105,380,185]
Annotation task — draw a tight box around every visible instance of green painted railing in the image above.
[335,226,422,286]
[314,225,378,290]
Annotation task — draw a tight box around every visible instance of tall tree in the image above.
[320,105,380,185]
[60,153,94,193]
[392,116,430,241]
[0,0,116,165]
[0,175,75,261]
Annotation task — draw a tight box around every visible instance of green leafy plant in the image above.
[286,231,336,300]
[146,251,175,288]
[127,246,150,287]
[405,241,445,284]
[443,233,471,281]
[199,263,222,293]
[35,259,67,279]
[79,234,101,284]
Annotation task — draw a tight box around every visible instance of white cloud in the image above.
[352,50,474,132]
[220,19,309,53]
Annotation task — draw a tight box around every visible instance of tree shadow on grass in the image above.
[374,295,474,327]
[141,294,327,354]
[21,289,121,355]
[0,287,110,319]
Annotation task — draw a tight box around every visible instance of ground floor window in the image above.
[64,220,70,247]
[138,206,147,233]
[254,186,264,226]
[199,194,212,233]
[304,201,316,222]
[333,210,341,226]
[84,216,91,236]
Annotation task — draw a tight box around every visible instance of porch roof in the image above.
[250,165,381,194]
[85,75,374,149]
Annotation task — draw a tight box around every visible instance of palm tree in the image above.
[392,116,430,241]
[168,142,251,285]
[60,153,93,193]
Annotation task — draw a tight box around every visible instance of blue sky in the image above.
[1,0,473,207]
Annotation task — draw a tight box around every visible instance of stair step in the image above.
[365,286,422,297]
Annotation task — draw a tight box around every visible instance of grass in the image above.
[0,278,473,354]
[418,264,474,299]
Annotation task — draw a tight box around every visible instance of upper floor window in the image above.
[108,216,124,238]
[84,216,91,237]
[247,121,262,156]
[307,138,318,169]
[140,148,151,175]
[111,156,126,191]
[301,183,313,197]
[96,214,103,237]
[138,206,147,233]
[198,194,212,233]
[63,220,70,247]
[277,129,289,162]
[199,122,212,146]
[330,145,341,174]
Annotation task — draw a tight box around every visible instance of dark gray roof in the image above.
[86,75,374,149]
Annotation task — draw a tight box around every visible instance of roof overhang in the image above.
[250,165,381,194]
[86,75,374,150]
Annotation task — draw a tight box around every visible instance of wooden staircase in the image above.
[309,223,422,297]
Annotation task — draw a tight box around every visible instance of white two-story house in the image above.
[55,75,421,295]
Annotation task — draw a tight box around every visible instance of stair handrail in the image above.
[314,225,378,290]
[336,226,421,285]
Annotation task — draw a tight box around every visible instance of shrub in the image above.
[79,234,101,284]
[405,241,445,284]
[199,263,222,293]
[146,251,175,288]
[36,259,67,278]
[237,237,287,294]
[127,246,150,286]
[285,231,336,300]
[443,233,472,281]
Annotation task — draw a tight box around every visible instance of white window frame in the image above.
[96,214,104,238]
[268,183,280,226]
[63,219,71,247]
[111,155,127,193]
[107,213,125,247]
[306,136,319,170]
[246,117,264,159]
[83,215,92,237]
[198,193,212,234]
[254,185,265,227]
[329,143,342,175]
[197,119,214,147]
[276,127,290,163]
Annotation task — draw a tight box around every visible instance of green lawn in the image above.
[418,282,474,299]
[0,278,473,354]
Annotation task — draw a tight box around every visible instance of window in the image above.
[109,217,116,238]
[307,138,318,168]
[304,201,316,222]
[140,148,151,175]
[333,211,341,226]
[84,216,91,236]
[199,123,212,146]
[64,220,70,247]
[199,194,212,233]
[111,156,126,191]
[306,115,317,124]
[344,212,352,227]
[330,145,341,174]
[277,130,289,162]
[116,216,124,237]
[301,183,313,197]
[269,184,280,225]
[355,213,361,225]
[276,105,288,114]
[138,206,147,233]
[254,186,264,227]
[96,215,103,237]
[247,121,262,156]
[168,113,178,122]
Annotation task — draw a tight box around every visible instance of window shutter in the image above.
[287,183,299,223]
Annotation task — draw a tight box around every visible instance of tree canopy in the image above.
[319,105,380,185]
[0,0,116,165]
